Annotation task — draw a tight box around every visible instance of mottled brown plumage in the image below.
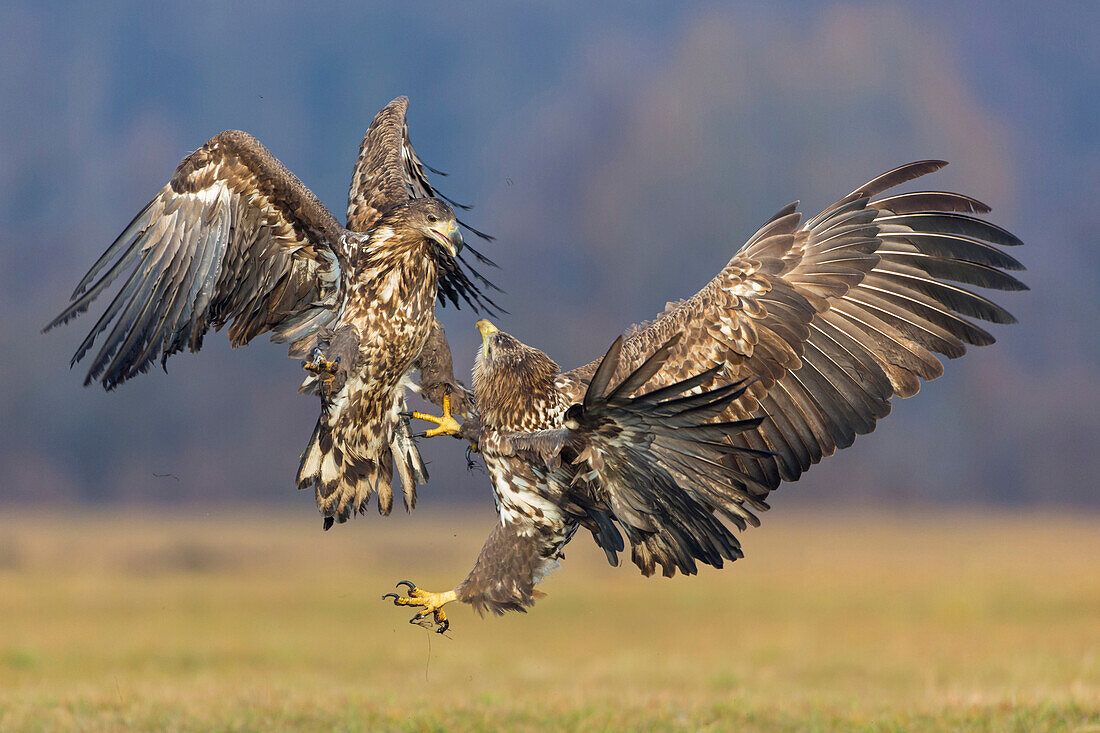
[297,197,461,522]
[347,97,502,314]
[400,161,1025,624]
[45,97,490,526]
[459,327,769,614]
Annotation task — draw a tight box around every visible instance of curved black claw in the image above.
[382,579,455,634]
[411,616,450,634]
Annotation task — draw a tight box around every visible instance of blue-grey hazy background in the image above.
[2,2,1097,511]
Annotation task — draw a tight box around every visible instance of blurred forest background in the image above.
[2,1,1097,510]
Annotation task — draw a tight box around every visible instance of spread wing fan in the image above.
[44,130,347,389]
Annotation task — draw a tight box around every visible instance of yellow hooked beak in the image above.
[428,219,463,258]
[476,319,498,349]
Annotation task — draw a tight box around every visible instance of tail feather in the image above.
[391,420,429,511]
[296,415,424,525]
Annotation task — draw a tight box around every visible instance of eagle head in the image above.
[473,319,561,428]
[404,198,463,258]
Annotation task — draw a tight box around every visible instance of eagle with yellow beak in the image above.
[390,160,1025,633]
[45,97,496,526]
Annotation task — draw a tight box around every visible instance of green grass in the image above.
[0,507,1096,731]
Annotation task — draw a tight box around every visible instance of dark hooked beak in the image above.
[429,220,463,258]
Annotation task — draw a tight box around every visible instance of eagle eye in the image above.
[426,214,438,223]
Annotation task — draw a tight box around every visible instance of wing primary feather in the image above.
[584,335,625,410]
[103,222,195,384]
[876,213,1023,247]
[872,191,991,215]
[857,276,996,346]
[870,263,1018,324]
[461,243,501,269]
[457,219,495,242]
[605,335,681,403]
[627,365,726,406]
[880,252,1028,291]
[128,226,196,374]
[69,196,162,299]
[878,232,1025,271]
[457,253,505,290]
[70,252,147,373]
[86,250,164,387]
[849,160,948,198]
[44,206,161,332]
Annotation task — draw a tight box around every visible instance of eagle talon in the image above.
[304,349,340,377]
[383,580,457,634]
[409,393,462,438]
[304,350,341,394]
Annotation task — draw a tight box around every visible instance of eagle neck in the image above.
[475,355,565,433]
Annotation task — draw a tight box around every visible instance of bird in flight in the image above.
[44,97,493,526]
[393,161,1025,633]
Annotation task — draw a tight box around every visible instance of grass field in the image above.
[0,506,1096,731]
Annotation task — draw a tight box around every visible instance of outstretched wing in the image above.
[564,161,1025,493]
[346,96,502,313]
[45,130,346,390]
[501,336,776,578]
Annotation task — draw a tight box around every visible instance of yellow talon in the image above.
[382,581,457,633]
[303,352,340,394]
[304,353,339,376]
[410,393,462,438]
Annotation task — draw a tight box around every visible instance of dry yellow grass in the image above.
[0,506,1096,731]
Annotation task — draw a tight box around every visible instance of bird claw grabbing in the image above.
[408,393,462,438]
[383,580,456,634]
[303,349,340,390]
